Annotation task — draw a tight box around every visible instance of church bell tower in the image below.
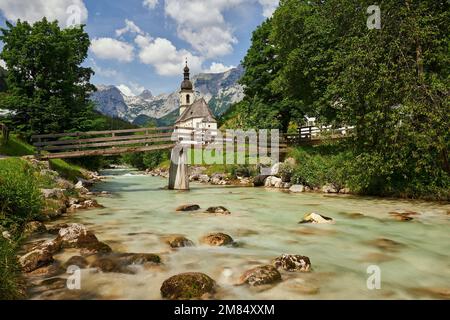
[180,59,194,115]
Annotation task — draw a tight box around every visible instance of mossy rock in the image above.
[161,272,216,299]
[200,233,234,246]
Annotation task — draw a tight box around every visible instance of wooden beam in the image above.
[31,126,174,140]
[42,137,176,151]
[34,132,175,147]
[39,144,176,159]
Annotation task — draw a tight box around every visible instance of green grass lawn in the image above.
[0,134,87,181]
[0,134,35,156]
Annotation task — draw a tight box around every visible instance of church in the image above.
[175,62,217,132]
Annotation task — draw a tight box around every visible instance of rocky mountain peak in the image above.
[90,65,245,125]
[139,89,153,100]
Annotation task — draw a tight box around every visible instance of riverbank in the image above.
[0,156,104,299]
[145,144,450,202]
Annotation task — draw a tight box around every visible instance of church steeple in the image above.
[183,59,190,80]
[179,58,194,115]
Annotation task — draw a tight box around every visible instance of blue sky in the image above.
[0,0,278,95]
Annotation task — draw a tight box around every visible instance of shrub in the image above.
[0,237,24,299]
[143,150,169,170]
[0,158,43,227]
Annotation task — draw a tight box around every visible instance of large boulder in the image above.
[238,265,282,286]
[253,175,269,187]
[56,223,99,249]
[79,241,112,256]
[200,233,234,246]
[165,236,195,248]
[322,184,338,194]
[198,175,210,183]
[160,272,216,299]
[264,176,282,187]
[19,248,54,272]
[32,239,62,255]
[299,213,334,224]
[176,204,200,212]
[55,223,111,256]
[272,254,311,272]
[47,223,69,235]
[289,185,305,193]
[206,206,231,215]
[210,173,227,185]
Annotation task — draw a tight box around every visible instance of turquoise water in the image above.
[38,169,450,300]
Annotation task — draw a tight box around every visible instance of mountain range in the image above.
[90,65,245,126]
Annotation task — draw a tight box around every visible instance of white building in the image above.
[175,62,217,141]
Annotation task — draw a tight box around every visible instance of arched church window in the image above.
[186,94,190,104]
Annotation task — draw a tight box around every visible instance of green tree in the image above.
[0,18,95,138]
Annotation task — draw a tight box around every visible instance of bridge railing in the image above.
[31,126,287,160]
[31,126,178,159]
[282,125,354,145]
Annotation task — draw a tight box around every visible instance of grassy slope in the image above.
[0,135,86,181]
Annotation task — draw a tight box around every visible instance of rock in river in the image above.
[19,248,54,272]
[205,206,231,215]
[289,185,305,193]
[160,272,216,299]
[119,253,161,265]
[55,223,112,256]
[165,236,195,248]
[200,233,234,246]
[64,255,88,268]
[238,265,282,286]
[176,204,200,212]
[272,254,311,272]
[299,212,334,224]
[253,175,269,187]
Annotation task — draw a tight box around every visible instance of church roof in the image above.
[175,98,217,124]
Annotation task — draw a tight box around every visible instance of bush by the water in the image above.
[0,237,23,299]
[288,145,450,200]
[121,150,170,171]
[0,158,43,228]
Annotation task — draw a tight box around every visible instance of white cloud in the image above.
[164,0,241,58]
[0,0,88,27]
[162,0,279,58]
[143,0,159,10]
[116,19,144,37]
[90,38,134,62]
[135,35,202,76]
[117,83,145,96]
[258,0,278,17]
[89,59,118,78]
[0,59,6,69]
[205,62,235,73]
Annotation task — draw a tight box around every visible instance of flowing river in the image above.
[35,168,450,300]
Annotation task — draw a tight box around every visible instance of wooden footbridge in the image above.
[31,125,351,190]
[31,125,352,160]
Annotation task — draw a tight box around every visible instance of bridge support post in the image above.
[168,145,189,190]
